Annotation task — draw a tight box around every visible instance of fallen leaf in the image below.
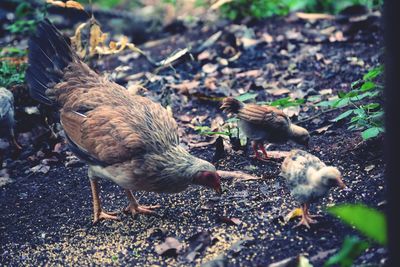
[155,237,183,257]
[284,208,303,223]
[269,254,313,267]
[30,164,50,174]
[267,88,290,96]
[364,165,375,172]
[319,89,333,95]
[217,216,242,226]
[295,12,335,20]
[202,63,218,74]
[314,124,333,134]
[217,170,262,180]
[229,236,254,254]
[65,0,84,10]
[283,106,300,117]
[183,231,213,262]
[236,69,262,78]
[169,80,200,94]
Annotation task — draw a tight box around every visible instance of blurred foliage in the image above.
[216,0,383,20]
[328,204,387,245]
[324,236,369,267]
[6,1,44,34]
[0,61,27,88]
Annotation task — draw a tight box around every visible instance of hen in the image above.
[26,19,221,223]
[221,97,309,160]
[281,149,346,228]
[0,87,21,158]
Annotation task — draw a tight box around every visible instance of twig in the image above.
[217,170,262,180]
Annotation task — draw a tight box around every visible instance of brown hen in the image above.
[26,19,221,223]
[221,97,309,160]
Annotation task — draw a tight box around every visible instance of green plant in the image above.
[318,65,384,140]
[219,0,290,20]
[328,204,387,245]
[324,236,369,267]
[0,61,27,88]
[6,1,46,35]
[218,0,383,20]
[324,204,386,267]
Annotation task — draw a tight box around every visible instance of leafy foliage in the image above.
[318,65,384,140]
[218,0,383,20]
[324,236,369,267]
[328,204,387,245]
[6,1,45,35]
[0,61,27,88]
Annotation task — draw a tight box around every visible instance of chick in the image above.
[221,97,309,161]
[0,87,21,152]
[26,19,222,223]
[281,149,346,228]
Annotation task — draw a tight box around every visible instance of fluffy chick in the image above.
[0,87,21,153]
[221,97,309,161]
[26,19,222,223]
[281,149,346,228]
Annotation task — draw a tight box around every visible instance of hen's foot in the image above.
[124,203,161,217]
[93,210,120,224]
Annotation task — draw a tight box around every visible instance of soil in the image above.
[0,9,386,267]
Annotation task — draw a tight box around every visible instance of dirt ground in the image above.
[0,9,386,266]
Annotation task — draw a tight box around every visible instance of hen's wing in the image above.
[237,104,290,131]
[60,71,179,166]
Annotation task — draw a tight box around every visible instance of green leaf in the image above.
[362,103,380,110]
[328,204,387,245]
[360,81,376,92]
[235,92,258,102]
[332,110,354,122]
[361,127,384,140]
[363,65,383,81]
[332,98,350,108]
[324,236,369,267]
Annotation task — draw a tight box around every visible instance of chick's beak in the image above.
[214,185,222,195]
[336,176,347,189]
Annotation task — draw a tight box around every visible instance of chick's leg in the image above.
[294,203,318,229]
[89,179,119,224]
[124,189,160,216]
[258,143,269,159]
[10,129,22,150]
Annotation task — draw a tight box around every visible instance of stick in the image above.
[217,170,262,180]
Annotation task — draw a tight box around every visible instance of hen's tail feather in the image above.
[26,19,75,106]
[220,97,243,114]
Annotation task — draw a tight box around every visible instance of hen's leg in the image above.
[294,203,318,228]
[251,141,268,161]
[89,178,119,224]
[124,189,160,216]
[258,143,269,159]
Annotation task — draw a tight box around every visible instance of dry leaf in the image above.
[46,0,66,8]
[284,208,303,223]
[218,216,242,226]
[295,12,335,20]
[202,63,218,74]
[314,124,332,134]
[155,237,183,256]
[65,0,84,10]
[169,80,200,94]
[267,88,290,96]
[236,69,262,78]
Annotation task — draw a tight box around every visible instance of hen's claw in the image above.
[124,203,161,216]
[93,210,120,224]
